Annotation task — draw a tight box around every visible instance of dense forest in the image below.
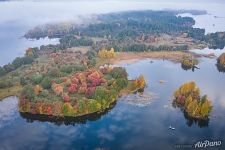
[23,10,225,54]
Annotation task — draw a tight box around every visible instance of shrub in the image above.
[73,65,87,72]
[52,83,63,96]
[87,99,101,112]
[41,77,52,89]
[39,90,49,98]
[68,84,78,94]
[133,75,146,89]
[86,50,97,60]
[21,85,35,100]
[20,77,27,86]
[217,53,225,67]
[181,56,198,69]
[78,99,87,113]
[48,67,60,77]
[62,103,75,116]
[110,67,128,79]
[98,47,115,58]
[3,64,15,73]
[87,58,96,67]
[0,66,6,76]
[62,93,70,103]
[34,85,43,95]
[94,86,108,102]
[31,74,43,84]
[0,79,13,88]
[115,78,128,91]
[60,65,73,74]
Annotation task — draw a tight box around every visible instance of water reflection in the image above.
[183,111,209,128]
[19,102,116,126]
[181,64,200,72]
[216,64,225,72]
[0,97,18,128]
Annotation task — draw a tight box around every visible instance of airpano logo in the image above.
[194,140,222,148]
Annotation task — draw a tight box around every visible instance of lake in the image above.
[0,58,225,150]
[1,1,225,150]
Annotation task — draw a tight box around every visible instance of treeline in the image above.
[104,44,188,52]
[23,10,225,52]
[0,47,39,77]
[25,10,197,40]
[39,36,93,51]
[205,32,225,49]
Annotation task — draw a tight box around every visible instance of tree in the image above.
[34,85,43,95]
[134,75,146,89]
[3,64,15,73]
[32,74,43,84]
[217,53,225,67]
[48,67,60,77]
[98,48,115,58]
[52,83,63,96]
[173,82,213,119]
[21,85,35,100]
[20,77,27,86]
[62,103,75,116]
[0,67,6,77]
[41,77,52,89]
[26,48,34,57]
[94,86,108,102]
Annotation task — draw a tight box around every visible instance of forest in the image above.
[24,10,225,53]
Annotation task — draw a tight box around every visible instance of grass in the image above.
[96,51,192,66]
[0,85,22,100]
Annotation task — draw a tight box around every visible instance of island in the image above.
[173,82,212,120]
[216,53,225,72]
[181,56,199,70]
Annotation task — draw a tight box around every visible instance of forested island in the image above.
[0,10,221,118]
[173,82,212,120]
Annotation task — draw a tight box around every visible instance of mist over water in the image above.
[0,0,225,65]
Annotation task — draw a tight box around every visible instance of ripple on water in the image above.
[120,92,158,107]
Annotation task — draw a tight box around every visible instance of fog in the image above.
[0,0,225,65]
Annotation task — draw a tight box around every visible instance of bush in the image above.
[0,79,13,88]
[20,77,27,86]
[115,78,128,91]
[48,67,60,77]
[39,90,49,98]
[3,64,15,73]
[31,74,43,84]
[94,86,108,102]
[110,67,128,79]
[41,77,52,89]
[73,65,87,72]
[12,56,34,69]
[21,85,35,100]
[87,58,96,67]
[62,103,75,116]
[60,65,73,74]
[78,99,87,113]
[87,99,101,112]
[217,53,225,67]
[0,67,6,76]
[86,50,97,60]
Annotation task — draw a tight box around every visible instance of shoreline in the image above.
[108,51,192,65]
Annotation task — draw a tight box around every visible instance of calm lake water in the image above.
[0,58,225,150]
[1,1,225,150]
